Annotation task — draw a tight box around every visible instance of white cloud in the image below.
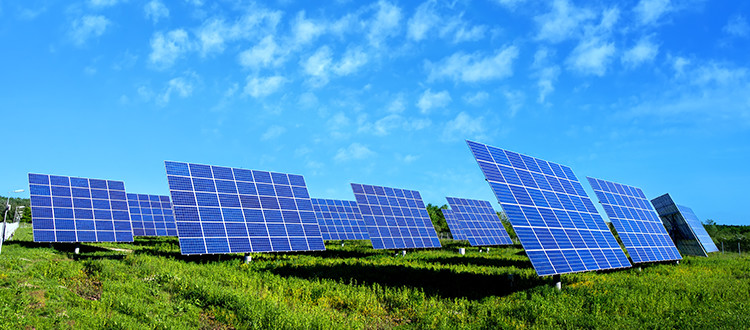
[463,91,489,106]
[443,112,485,141]
[535,0,594,43]
[387,95,406,113]
[301,46,333,86]
[334,143,375,161]
[492,0,527,10]
[622,36,659,68]
[261,125,286,140]
[671,56,690,76]
[439,16,486,43]
[692,63,748,86]
[69,15,110,46]
[195,9,282,57]
[238,35,283,69]
[427,46,519,83]
[244,75,285,98]
[291,11,326,46]
[417,89,451,114]
[144,0,169,24]
[158,72,199,106]
[504,90,525,116]
[367,0,402,48]
[149,29,191,69]
[532,48,560,103]
[566,37,615,76]
[634,0,672,26]
[724,15,749,38]
[407,1,439,41]
[333,47,368,76]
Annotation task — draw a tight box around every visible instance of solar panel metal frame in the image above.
[441,208,467,241]
[127,193,178,237]
[466,140,631,276]
[587,177,682,263]
[28,173,134,243]
[351,183,441,250]
[311,198,370,241]
[651,193,718,256]
[165,161,326,255]
[445,197,513,246]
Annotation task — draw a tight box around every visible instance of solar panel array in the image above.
[445,197,513,246]
[127,194,178,236]
[165,161,326,255]
[587,177,681,263]
[351,183,441,249]
[28,173,133,243]
[467,140,631,276]
[312,198,370,240]
[651,194,718,256]
[441,208,467,241]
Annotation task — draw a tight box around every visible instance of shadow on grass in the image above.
[263,262,548,300]
[413,255,532,269]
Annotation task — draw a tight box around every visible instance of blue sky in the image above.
[2,0,749,225]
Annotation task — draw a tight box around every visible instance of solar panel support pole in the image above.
[722,241,724,254]
[553,274,561,291]
[341,243,345,247]
[459,248,465,255]
[244,253,252,263]
[74,243,80,255]
[401,250,406,256]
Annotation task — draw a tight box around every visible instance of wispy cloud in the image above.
[463,91,489,106]
[291,11,326,47]
[261,125,286,140]
[407,1,439,42]
[243,75,285,98]
[565,8,619,76]
[69,15,110,46]
[158,72,200,106]
[622,36,659,68]
[443,111,485,141]
[535,0,594,43]
[503,90,525,116]
[333,47,368,76]
[532,48,560,103]
[723,15,749,38]
[367,0,402,48]
[334,142,376,161]
[417,89,451,114]
[238,35,284,69]
[301,46,333,87]
[149,29,191,69]
[633,0,672,26]
[427,46,519,83]
[407,1,486,43]
[89,0,120,8]
[144,0,169,24]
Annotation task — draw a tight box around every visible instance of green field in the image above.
[1,225,748,329]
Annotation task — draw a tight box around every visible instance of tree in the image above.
[426,203,449,236]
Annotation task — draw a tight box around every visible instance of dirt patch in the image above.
[67,272,102,301]
[28,289,46,309]
[200,311,236,330]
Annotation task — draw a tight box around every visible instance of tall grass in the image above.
[1,225,748,329]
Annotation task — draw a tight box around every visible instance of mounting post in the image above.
[675,260,680,265]
[244,253,252,263]
[739,242,741,256]
[341,243,345,247]
[486,247,490,253]
[458,248,465,255]
[638,266,642,272]
[722,241,724,254]
[553,274,561,291]
[401,250,406,256]
[74,243,81,255]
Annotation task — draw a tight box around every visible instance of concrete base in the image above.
[244,254,252,264]
[458,248,466,255]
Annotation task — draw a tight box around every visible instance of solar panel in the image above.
[651,194,718,256]
[165,161,326,255]
[311,198,370,240]
[28,173,133,243]
[466,140,631,276]
[351,183,441,249]
[445,197,513,246]
[127,194,178,236]
[441,208,467,241]
[587,177,682,263]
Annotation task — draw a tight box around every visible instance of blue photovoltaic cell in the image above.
[127,193,178,236]
[467,140,631,276]
[441,209,467,241]
[445,197,513,246]
[351,183,441,250]
[676,205,719,253]
[28,173,134,243]
[587,177,681,263]
[312,198,370,240]
[165,161,325,255]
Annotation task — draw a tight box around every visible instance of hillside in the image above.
[1,225,749,329]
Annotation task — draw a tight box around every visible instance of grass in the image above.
[1,224,749,329]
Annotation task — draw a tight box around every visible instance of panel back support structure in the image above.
[441,208,467,241]
[651,193,718,257]
[311,198,370,241]
[445,197,513,246]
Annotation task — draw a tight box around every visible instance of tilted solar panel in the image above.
[28,173,133,243]
[441,208,467,241]
[651,193,718,256]
[127,194,178,236]
[467,140,631,276]
[587,177,681,263]
[445,197,513,246]
[351,183,441,250]
[165,161,326,255]
[312,198,370,240]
